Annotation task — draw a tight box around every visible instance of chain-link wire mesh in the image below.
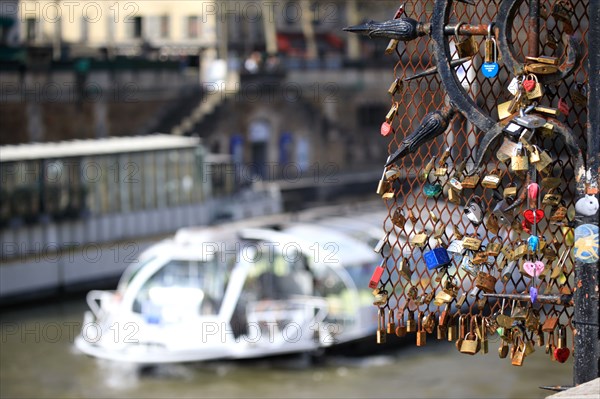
[375,0,589,363]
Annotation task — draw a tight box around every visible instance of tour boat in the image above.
[74,215,384,364]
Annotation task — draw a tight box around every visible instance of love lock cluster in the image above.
[349,0,598,366]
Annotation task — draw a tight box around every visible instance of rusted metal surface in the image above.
[573,0,600,385]
[528,0,540,58]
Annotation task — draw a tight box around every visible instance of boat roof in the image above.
[0,134,228,162]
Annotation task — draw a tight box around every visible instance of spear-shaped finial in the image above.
[385,106,456,166]
[344,17,430,42]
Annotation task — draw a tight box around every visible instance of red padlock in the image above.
[381,121,393,137]
[527,183,539,203]
[523,78,536,92]
[369,264,385,289]
[558,98,570,116]
[523,208,545,224]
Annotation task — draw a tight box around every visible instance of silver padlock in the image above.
[447,239,465,255]
[464,196,486,226]
[575,194,599,216]
[373,232,390,254]
[513,114,546,129]
[493,198,515,225]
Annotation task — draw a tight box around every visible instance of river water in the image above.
[0,298,572,399]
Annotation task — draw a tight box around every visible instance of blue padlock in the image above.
[424,247,451,270]
[482,24,499,78]
[423,182,443,198]
[527,235,540,252]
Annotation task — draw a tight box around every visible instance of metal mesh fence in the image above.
[374,0,589,364]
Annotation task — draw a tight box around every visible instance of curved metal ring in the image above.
[495,0,580,84]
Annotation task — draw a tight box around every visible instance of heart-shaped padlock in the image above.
[381,121,393,136]
[553,347,570,363]
[523,78,536,92]
[523,209,545,224]
[523,260,545,277]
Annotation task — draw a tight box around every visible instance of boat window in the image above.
[117,256,157,293]
[242,245,313,301]
[131,258,227,320]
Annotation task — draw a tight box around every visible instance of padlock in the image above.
[434,163,448,177]
[461,255,480,276]
[385,38,400,55]
[381,121,393,137]
[423,312,436,334]
[368,262,386,289]
[482,169,503,189]
[418,156,437,182]
[448,187,461,204]
[464,195,486,226]
[437,324,447,340]
[551,0,573,23]
[376,308,386,344]
[395,311,407,337]
[486,213,500,234]
[406,310,417,333]
[554,325,570,363]
[398,257,412,280]
[486,240,503,257]
[510,143,529,172]
[461,174,480,189]
[423,180,443,198]
[502,121,525,140]
[571,83,588,107]
[513,113,546,129]
[387,309,396,335]
[546,332,556,357]
[424,247,451,270]
[542,189,562,206]
[501,260,517,283]
[499,339,510,358]
[376,168,392,196]
[455,22,478,58]
[535,147,554,171]
[536,324,545,347]
[410,231,429,248]
[460,316,481,355]
[480,317,489,354]
[388,78,402,96]
[447,315,458,342]
[385,103,398,123]
[535,105,560,116]
[391,208,406,227]
[523,74,544,99]
[455,314,469,350]
[540,122,555,138]
[372,288,388,306]
[471,251,489,265]
[475,271,497,293]
[416,312,426,347]
[511,337,526,366]
[448,177,463,192]
[462,236,482,251]
[503,183,518,198]
[482,24,499,78]
[373,232,390,254]
[525,63,559,75]
[408,210,418,224]
[550,204,568,221]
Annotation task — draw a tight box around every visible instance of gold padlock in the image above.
[486,241,503,257]
[434,163,448,176]
[463,236,482,251]
[410,231,428,247]
[503,183,518,198]
[475,271,497,293]
[388,78,402,96]
[395,312,407,337]
[391,208,406,227]
[535,148,554,171]
[385,103,398,123]
[510,144,529,172]
[472,251,489,265]
[482,168,503,189]
[542,190,562,206]
[398,257,412,280]
[524,74,544,99]
[454,23,478,57]
[376,308,386,344]
[406,310,417,333]
[448,187,461,204]
[550,205,568,222]
[416,312,427,347]
[461,174,480,189]
[387,309,396,335]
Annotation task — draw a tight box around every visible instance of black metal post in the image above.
[573,0,600,386]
